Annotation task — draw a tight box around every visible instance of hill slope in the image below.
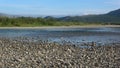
[107,9,120,16]
[58,9,120,25]
[0,9,120,26]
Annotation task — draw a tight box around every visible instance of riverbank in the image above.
[0,38,120,68]
[0,25,120,29]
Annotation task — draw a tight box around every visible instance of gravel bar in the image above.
[0,38,120,68]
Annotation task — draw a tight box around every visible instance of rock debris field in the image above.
[0,38,120,68]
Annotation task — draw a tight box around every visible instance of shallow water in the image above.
[0,27,120,44]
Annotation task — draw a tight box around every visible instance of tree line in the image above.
[0,16,119,27]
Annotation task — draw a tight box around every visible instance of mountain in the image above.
[106,9,120,16]
[58,9,120,25]
[0,13,20,18]
[0,8,120,25]
[0,13,9,17]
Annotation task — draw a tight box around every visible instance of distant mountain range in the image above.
[58,9,120,24]
[0,13,9,17]
[0,13,21,17]
[106,9,120,16]
[0,9,120,24]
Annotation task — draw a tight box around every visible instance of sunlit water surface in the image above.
[0,27,120,45]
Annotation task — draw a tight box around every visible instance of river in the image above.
[0,27,120,44]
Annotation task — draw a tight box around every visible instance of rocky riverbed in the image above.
[0,38,120,68]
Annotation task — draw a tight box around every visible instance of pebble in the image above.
[0,38,120,68]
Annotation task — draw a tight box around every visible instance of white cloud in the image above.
[104,0,120,6]
[82,9,111,15]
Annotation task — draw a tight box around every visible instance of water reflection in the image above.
[0,27,120,44]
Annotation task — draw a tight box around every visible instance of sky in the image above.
[0,0,120,16]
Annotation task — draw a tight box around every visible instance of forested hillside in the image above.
[58,9,120,25]
[0,9,120,27]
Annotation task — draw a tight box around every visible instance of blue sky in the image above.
[0,0,120,15]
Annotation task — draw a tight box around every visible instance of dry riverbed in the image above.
[0,38,120,68]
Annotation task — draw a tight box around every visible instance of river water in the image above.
[0,27,120,44]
